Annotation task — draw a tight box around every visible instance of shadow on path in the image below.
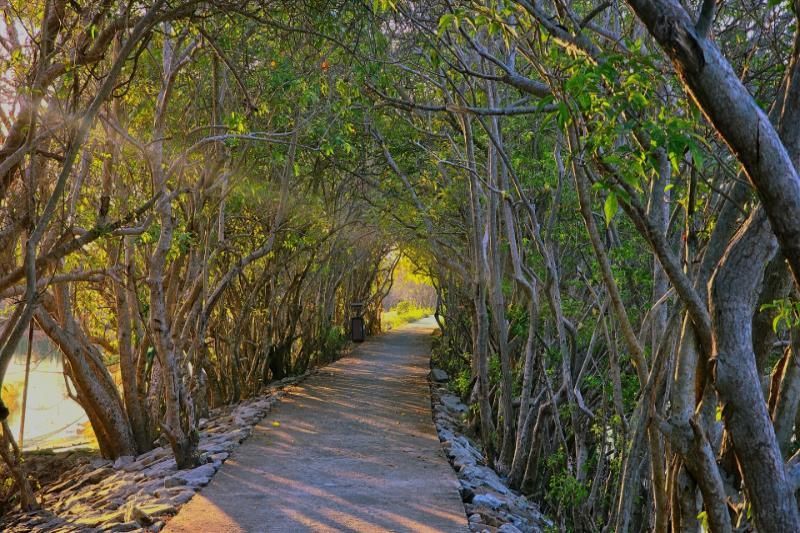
[165,317,467,533]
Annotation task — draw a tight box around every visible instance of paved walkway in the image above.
[165,317,467,532]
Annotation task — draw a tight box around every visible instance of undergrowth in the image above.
[381,301,433,331]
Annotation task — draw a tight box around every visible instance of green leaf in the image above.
[668,151,681,173]
[372,0,397,12]
[697,511,709,531]
[773,313,784,333]
[438,14,456,36]
[688,139,705,168]
[556,102,570,128]
[604,192,618,226]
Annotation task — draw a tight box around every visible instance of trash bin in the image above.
[350,302,365,343]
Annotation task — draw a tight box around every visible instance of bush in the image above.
[381,300,433,331]
[323,326,347,354]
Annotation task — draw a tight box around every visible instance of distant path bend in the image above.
[165,317,468,533]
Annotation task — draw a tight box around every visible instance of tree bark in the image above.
[709,207,799,531]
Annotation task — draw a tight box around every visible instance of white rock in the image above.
[169,489,196,505]
[172,463,217,487]
[472,493,505,510]
[440,394,468,413]
[141,458,177,478]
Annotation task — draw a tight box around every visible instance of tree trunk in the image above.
[35,298,137,459]
[709,207,799,530]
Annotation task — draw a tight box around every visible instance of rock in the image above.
[473,493,505,510]
[431,386,549,533]
[138,503,177,517]
[163,475,188,488]
[200,440,235,454]
[172,463,217,487]
[75,510,124,527]
[169,489,196,505]
[440,394,468,413]
[71,466,113,491]
[210,452,229,463]
[39,517,69,530]
[124,503,153,526]
[132,478,164,496]
[90,459,114,469]
[226,427,251,442]
[438,428,456,443]
[127,448,171,471]
[45,474,79,495]
[431,368,450,382]
[460,466,510,495]
[435,411,457,427]
[113,456,135,469]
[107,521,140,532]
[141,458,178,478]
[447,440,482,470]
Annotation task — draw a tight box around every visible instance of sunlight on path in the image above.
[165,317,467,533]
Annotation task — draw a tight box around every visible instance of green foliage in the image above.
[382,301,433,331]
[430,333,473,400]
[558,49,708,211]
[322,326,347,356]
[452,366,472,398]
[621,370,640,411]
[697,510,709,531]
[545,448,590,510]
[603,191,619,226]
[548,472,589,509]
[4,0,786,525]
[761,298,800,332]
[506,304,529,342]
[372,0,397,13]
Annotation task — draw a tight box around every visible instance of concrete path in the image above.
[165,317,467,533]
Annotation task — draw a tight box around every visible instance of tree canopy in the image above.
[2,0,800,530]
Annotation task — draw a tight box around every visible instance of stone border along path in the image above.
[429,375,550,532]
[1,373,316,532]
[164,316,469,532]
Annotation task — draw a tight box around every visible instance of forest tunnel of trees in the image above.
[2,0,800,531]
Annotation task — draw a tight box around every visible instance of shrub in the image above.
[381,300,433,331]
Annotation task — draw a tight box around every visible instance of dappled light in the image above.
[165,321,467,533]
[1,0,800,530]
